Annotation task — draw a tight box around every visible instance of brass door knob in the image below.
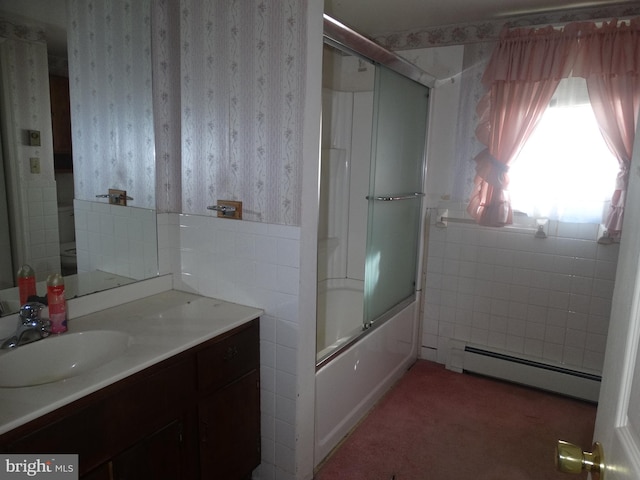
[556,440,605,480]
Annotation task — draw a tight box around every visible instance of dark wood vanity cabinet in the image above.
[0,319,260,480]
[197,317,261,480]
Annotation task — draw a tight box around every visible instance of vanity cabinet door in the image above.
[199,370,260,480]
[197,320,259,392]
[111,420,186,480]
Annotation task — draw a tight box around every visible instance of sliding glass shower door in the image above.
[364,65,429,327]
[316,40,430,365]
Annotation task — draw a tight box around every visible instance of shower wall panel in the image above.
[318,89,372,285]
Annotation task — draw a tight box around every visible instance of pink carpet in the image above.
[315,360,596,480]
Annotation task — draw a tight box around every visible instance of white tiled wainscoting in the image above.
[422,214,619,377]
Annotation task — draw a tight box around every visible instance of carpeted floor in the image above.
[315,360,596,480]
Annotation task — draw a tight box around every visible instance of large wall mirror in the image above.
[0,0,158,316]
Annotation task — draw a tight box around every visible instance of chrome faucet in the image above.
[1,302,51,349]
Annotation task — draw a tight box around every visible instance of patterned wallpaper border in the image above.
[0,18,45,44]
[374,3,640,49]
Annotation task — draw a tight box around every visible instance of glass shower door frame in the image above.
[316,15,435,366]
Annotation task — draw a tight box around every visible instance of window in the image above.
[508,77,620,223]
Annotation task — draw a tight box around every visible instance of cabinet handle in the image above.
[223,346,239,361]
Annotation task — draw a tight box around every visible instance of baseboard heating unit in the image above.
[456,345,601,403]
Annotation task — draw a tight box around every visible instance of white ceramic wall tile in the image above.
[524,338,544,357]
[423,216,619,375]
[543,342,564,362]
[565,329,587,348]
[260,389,276,427]
[470,327,489,344]
[507,318,526,336]
[563,347,584,368]
[505,334,525,353]
[74,199,157,280]
[583,350,605,371]
[276,370,297,402]
[595,260,618,280]
[597,244,620,261]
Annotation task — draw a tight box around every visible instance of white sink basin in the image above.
[0,331,132,388]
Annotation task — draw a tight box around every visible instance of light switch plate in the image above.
[29,157,40,174]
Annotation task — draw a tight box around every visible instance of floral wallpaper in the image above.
[175,0,306,224]
[151,0,181,214]
[67,0,156,210]
[374,3,640,49]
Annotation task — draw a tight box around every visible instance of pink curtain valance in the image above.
[572,18,640,77]
[483,18,640,82]
[482,24,580,85]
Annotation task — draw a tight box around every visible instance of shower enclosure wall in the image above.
[315,15,434,465]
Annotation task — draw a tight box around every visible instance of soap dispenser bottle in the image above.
[47,273,67,333]
[17,264,37,305]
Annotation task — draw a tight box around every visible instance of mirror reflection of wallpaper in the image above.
[178,0,305,225]
[67,0,156,210]
[0,24,61,280]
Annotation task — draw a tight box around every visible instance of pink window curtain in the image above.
[468,26,578,226]
[573,19,640,238]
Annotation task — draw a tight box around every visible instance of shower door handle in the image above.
[366,192,425,201]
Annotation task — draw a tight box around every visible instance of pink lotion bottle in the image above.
[47,273,68,334]
[17,264,36,305]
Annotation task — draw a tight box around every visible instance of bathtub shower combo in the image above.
[315,16,435,464]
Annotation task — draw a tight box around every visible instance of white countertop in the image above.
[0,290,263,436]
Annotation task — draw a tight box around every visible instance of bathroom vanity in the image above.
[0,290,262,480]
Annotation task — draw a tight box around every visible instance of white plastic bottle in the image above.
[47,273,67,334]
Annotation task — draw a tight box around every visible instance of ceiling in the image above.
[325,0,639,36]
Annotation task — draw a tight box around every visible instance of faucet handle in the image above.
[18,302,45,324]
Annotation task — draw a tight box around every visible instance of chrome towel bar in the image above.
[96,193,134,201]
[366,192,425,201]
[207,205,237,214]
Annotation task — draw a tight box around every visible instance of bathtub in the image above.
[314,298,419,466]
[316,278,364,362]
